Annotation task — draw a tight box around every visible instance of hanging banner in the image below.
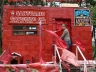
[74,9,91,26]
[8,9,48,24]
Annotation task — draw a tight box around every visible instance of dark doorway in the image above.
[53,18,72,51]
[11,59,18,64]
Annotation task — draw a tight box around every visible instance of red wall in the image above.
[2,6,92,63]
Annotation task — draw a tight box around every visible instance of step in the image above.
[62,68,81,72]
[62,63,81,72]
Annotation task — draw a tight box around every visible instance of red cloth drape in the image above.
[0,67,6,72]
[60,49,80,67]
[29,63,59,72]
[0,45,12,64]
[44,29,67,49]
[75,38,85,52]
[44,29,79,70]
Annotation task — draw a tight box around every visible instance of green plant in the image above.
[41,1,46,6]
[88,4,96,25]
[92,46,96,59]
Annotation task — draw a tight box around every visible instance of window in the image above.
[13,26,37,35]
[26,26,37,35]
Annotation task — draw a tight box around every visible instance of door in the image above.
[53,18,72,50]
[53,18,71,36]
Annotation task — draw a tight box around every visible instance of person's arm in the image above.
[54,29,62,33]
[60,29,67,39]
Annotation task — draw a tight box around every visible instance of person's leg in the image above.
[66,41,71,50]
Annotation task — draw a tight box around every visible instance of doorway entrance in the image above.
[10,52,21,64]
[53,18,72,50]
[11,59,18,64]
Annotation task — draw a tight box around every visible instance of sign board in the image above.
[74,9,91,26]
[8,9,48,24]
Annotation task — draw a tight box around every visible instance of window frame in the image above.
[13,25,38,36]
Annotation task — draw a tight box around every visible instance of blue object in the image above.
[75,10,90,17]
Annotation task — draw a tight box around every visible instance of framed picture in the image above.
[74,9,91,26]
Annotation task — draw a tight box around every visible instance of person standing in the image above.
[60,24,71,50]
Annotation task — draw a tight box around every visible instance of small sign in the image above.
[8,9,48,24]
[74,9,91,26]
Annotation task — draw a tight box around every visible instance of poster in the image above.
[74,9,91,26]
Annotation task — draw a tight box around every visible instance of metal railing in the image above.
[54,44,88,72]
[54,44,62,72]
[76,45,88,72]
